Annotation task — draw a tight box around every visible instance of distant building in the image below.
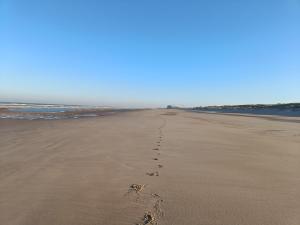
[166,105,181,109]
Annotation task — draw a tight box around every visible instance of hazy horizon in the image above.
[1,98,300,109]
[1,0,300,107]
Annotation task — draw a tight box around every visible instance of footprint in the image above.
[128,184,145,194]
[143,212,155,224]
[151,193,160,198]
[151,193,164,218]
[153,158,158,161]
[137,202,162,224]
[146,171,159,176]
[154,199,164,217]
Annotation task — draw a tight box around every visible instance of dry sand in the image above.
[0,109,299,225]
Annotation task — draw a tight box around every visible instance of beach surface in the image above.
[0,109,299,225]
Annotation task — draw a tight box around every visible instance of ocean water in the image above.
[9,107,71,113]
[0,114,62,120]
[0,102,105,120]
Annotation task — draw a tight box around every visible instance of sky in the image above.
[0,0,299,107]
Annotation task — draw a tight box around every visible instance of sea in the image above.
[0,102,110,120]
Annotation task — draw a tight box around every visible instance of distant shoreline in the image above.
[189,103,300,117]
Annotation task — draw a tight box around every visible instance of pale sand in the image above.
[0,109,299,225]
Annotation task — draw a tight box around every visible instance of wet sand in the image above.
[0,109,299,225]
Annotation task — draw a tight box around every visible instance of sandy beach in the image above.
[0,109,299,225]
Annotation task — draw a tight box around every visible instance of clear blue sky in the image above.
[1,0,299,107]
